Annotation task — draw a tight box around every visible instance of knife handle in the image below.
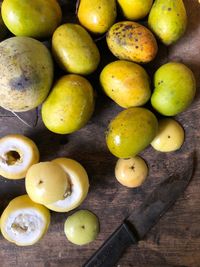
[83,222,138,267]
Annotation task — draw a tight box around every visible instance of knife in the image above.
[84,154,194,267]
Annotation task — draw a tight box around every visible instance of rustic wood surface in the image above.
[0,0,200,266]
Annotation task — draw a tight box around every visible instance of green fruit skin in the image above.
[52,23,100,75]
[0,36,54,112]
[64,210,99,245]
[151,62,196,116]
[41,74,95,134]
[148,0,187,45]
[106,107,158,158]
[1,0,62,38]
[0,11,8,40]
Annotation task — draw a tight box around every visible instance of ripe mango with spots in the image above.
[148,0,187,45]
[77,0,117,34]
[117,0,153,20]
[106,21,158,64]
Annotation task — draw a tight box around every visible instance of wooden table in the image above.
[0,0,200,266]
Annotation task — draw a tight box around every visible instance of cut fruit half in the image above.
[25,161,71,205]
[0,134,39,179]
[46,158,89,212]
[0,195,50,246]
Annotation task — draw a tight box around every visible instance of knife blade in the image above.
[84,154,194,267]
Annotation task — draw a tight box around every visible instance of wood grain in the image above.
[0,1,200,267]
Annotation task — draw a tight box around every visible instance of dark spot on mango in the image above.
[168,7,172,11]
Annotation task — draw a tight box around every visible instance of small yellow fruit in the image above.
[151,118,185,152]
[117,0,153,20]
[0,134,39,179]
[115,156,148,188]
[77,0,117,34]
[25,162,70,205]
[0,195,50,246]
[46,158,89,212]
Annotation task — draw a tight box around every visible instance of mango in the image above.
[52,23,100,75]
[151,62,196,116]
[0,37,54,112]
[1,0,62,39]
[106,21,158,64]
[41,74,95,134]
[148,0,187,45]
[77,0,117,34]
[106,107,158,158]
[117,0,153,20]
[100,60,151,108]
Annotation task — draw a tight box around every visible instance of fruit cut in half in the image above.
[0,195,50,246]
[25,161,71,205]
[64,210,99,245]
[46,158,89,212]
[0,134,39,179]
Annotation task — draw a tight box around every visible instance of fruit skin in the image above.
[0,134,39,180]
[117,0,153,20]
[106,21,158,63]
[115,156,148,188]
[46,158,90,212]
[100,60,151,108]
[41,74,95,134]
[1,0,62,38]
[106,107,158,158]
[151,118,185,152]
[0,9,8,41]
[25,162,70,205]
[148,0,187,45]
[0,195,50,246]
[0,36,54,112]
[52,23,100,75]
[151,62,196,116]
[77,0,117,34]
[64,210,99,245]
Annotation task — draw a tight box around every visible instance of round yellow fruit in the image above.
[115,156,148,188]
[151,118,185,152]
[117,0,153,20]
[1,0,62,38]
[0,134,39,180]
[77,0,117,34]
[100,60,151,108]
[25,162,70,205]
[0,195,50,246]
[52,23,100,75]
[46,158,89,212]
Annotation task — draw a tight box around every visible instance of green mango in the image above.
[151,62,196,116]
[106,107,158,158]
[41,74,95,134]
[148,0,187,45]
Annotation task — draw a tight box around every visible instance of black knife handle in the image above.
[83,222,138,267]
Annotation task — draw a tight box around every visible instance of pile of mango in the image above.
[0,0,196,182]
